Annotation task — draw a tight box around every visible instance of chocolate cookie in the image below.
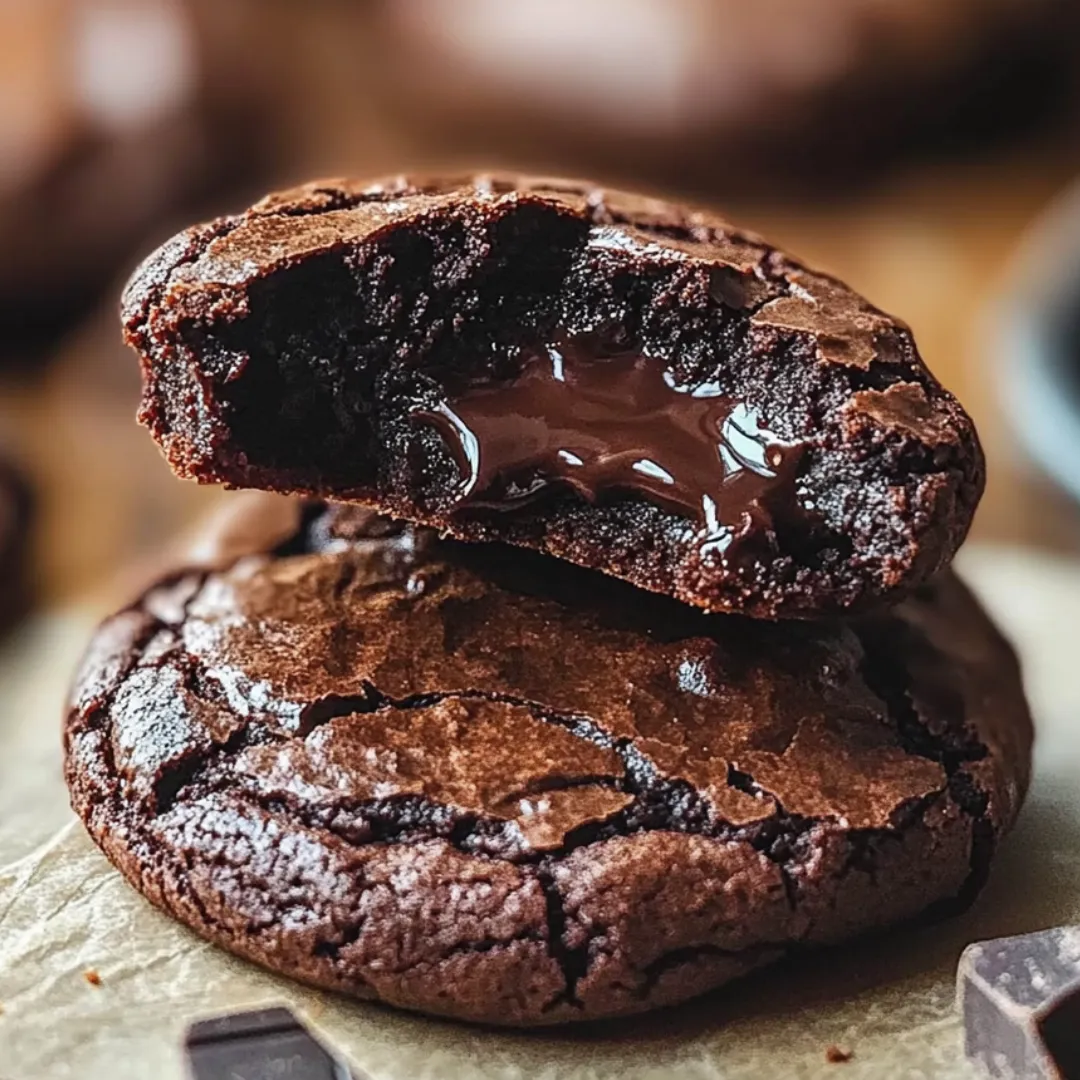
[374,0,1080,195]
[0,453,31,633]
[123,175,983,619]
[65,495,1030,1025]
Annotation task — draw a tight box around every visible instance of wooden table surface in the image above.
[4,132,1080,609]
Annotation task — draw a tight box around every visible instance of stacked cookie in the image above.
[65,176,1032,1026]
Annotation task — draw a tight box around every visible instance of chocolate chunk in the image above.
[64,495,1031,1025]
[122,174,983,619]
[959,927,1080,1079]
[185,1007,356,1080]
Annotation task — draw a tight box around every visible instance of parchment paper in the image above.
[2,546,1079,1079]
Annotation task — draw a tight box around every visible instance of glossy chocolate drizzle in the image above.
[414,340,803,553]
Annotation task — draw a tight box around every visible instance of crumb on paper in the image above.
[84,970,102,987]
[826,1045,853,1064]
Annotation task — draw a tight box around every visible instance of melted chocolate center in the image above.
[414,340,803,551]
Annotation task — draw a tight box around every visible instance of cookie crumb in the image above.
[84,970,102,987]
[826,1045,853,1064]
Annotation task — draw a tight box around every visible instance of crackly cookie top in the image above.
[71,494,1027,860]
[126,173,908,373]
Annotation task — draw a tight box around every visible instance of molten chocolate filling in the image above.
[414,340,804,553]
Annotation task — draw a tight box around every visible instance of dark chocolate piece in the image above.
[122,174,983,619]
[185,1007,355,1080]
[960,927,1080,1079]
[64,495,1031,1025]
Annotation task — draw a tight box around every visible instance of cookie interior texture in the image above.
[122,175,983,618]
[65,496,1030,1025]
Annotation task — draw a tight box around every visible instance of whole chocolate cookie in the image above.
[123,175,982,619]
[65,495,1030,1025]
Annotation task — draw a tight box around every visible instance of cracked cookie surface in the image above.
[122,174,983,619]
[64,494,1031,1025]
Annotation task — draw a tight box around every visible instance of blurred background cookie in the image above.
[366,0,1080,196]
[0,0,278,357]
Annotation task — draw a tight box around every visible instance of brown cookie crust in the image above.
[65,495,1029,1025]
[122,175,983,618]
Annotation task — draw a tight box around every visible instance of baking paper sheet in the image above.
[2,547,1079,1079]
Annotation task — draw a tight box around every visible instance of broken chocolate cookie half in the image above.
[122,175,983,619]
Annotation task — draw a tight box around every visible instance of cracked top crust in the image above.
[64,494,1031,1025]
[127,174,902,373]
[121,174,983,619]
